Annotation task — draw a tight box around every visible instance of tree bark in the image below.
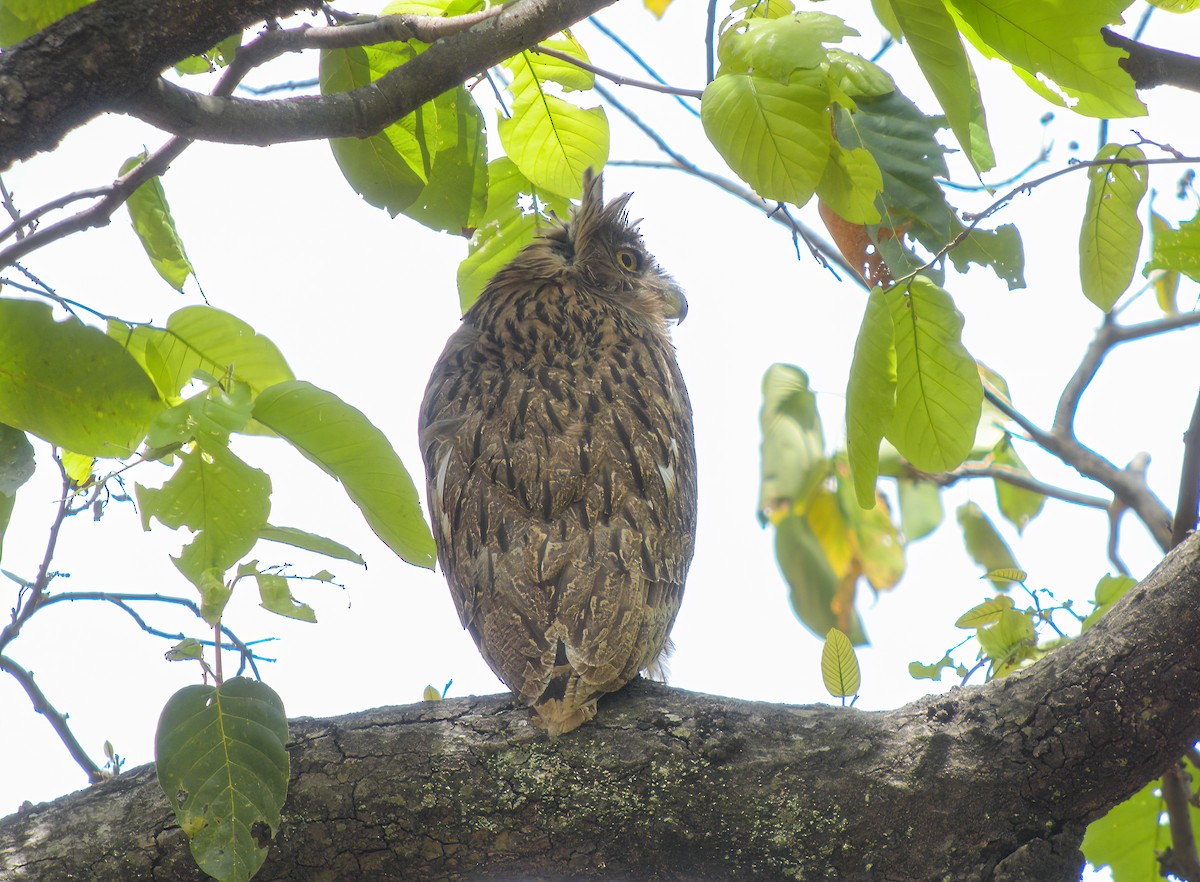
[3,534,1199,881]
[0,0,319,169]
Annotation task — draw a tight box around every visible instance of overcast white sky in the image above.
[2,7,1198,872]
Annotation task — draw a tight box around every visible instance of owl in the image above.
[419,170,697,735]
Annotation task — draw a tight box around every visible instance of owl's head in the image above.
[545,169,688,326]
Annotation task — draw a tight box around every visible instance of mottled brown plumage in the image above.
[419,170,697,735]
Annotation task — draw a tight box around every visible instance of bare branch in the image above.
[984,389,1174,550]
[1104,28,1200,93]
[936,463,1110,510]
[1054,312,1200,439]
[531,44,703,98]
[123,0,620,144]
[1172,388,1200,548]
[1162,762,1200,881]
[0,654,104,784]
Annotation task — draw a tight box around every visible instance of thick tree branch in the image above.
[122,0,620,144]
[1104,28,1200,93]
[0,0,320,169]
[4,534,1200,881]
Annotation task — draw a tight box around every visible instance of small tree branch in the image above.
[122,0,620,143]
[0,655,104,784]
[984,389,1174,550]
[935,463,1110,509]
[1054,312,1200,439]
[1172,388,1200,548]
[1162,762,1200,881]
[531,44,703,97]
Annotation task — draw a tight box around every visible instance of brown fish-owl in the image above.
[419,170,697,735]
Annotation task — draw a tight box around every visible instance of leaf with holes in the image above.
[156,678,289,882]
[1079,144,1147,312]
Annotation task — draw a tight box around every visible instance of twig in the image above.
[1162,763,1200,881]
[0,462,71,654]
[586,16,699,117]
[532,44,702,97]
[1103,27,1200,93]
[595,87,865,287]
[42,592,272,677]
[1172,388,1200,548]
[935,463,1110,510]
[705,0,718,83]
[984,389,1174,550]
[0,654,104,783]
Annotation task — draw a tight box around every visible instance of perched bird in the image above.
[419,170,697,735]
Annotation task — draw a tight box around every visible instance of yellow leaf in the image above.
[422,685,443,701]
[644,0,672,17]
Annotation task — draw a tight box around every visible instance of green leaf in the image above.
[983,567,1027,584]
[821,627,861,697]
[174,32,240,75]
[456,158,572,311]
[947,221,1025,291]
[155,678,289,882]
[1148,212,1181,314]
[1144,208,1200,284]
[137,434,272,613]
[164,637,204,661]
[816,141,882,224]
[702,67,831,206]
[1081,573,1137,632]
[824,49,895,99]
[0,0,90,47]
[320,43,426,216]
[908,654,957,681]
[0,299,163,457]
[399,85,488,233]
[774,513,867,645]
[718,12,857,81]
[258,524,365,565]
[945,0,1144,119]
[758,364,827,522]
[118,153,197,292]
[0,485,13,563]
[845,288,896,508]
[991,435,1044,532]
[1079,144,1147,312]
[1147,0,1200,9]
[954,594,1014,628]
[956,501,1020,590]
[1083,774,1178,879]
[109,306,294,401]
[0,424,34,495]
[897,478,942,541]
[889,0,994,173]
[252,381,435,568]
[870,0,902,40]
[498,96,609,200]
[885,278,982,473]
[250,567,317,623]
[976,607,1036,676]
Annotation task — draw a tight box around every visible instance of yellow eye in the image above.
[615,248,640,272]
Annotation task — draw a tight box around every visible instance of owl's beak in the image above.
[664,285,688,324]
